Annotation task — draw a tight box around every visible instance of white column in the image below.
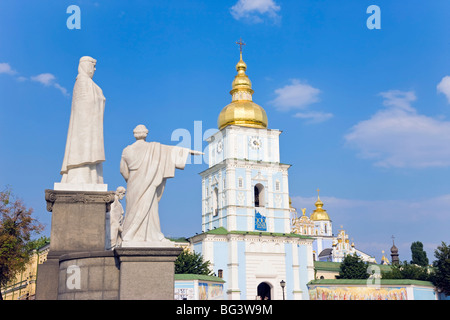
[291,241,303,300]
[246,168,252,231]
[227,236,241,300]
[306,241,315,282]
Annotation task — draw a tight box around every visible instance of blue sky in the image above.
[1,0,449,264]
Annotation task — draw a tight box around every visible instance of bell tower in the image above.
[200,41,291,233]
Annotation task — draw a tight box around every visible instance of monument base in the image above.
[120,239,176,248]
[35,252,61,300]
[54,183,108,192]
[115,247,182,300]
[36,189,115,300]
[41,248,182,300]
[36,189,183,300]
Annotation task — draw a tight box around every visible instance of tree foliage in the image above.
[431,242,450,296]
[175,249,213,276]
[381,260,431,281]
[410,241,429,266]
[337,254,369,279]
[0,188,43,299]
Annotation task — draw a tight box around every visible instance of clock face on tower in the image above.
[217,140,223,153]
[249,136,261,150]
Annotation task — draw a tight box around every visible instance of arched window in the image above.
[254,183,265,207]
[213,187,219,216]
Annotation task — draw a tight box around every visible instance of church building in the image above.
[189,44,315,300]
[291,192,376,263]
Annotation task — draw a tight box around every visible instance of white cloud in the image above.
[379,90,416,112]
[1,62,69,97]
[270,79,321,111]
[230,0,281,23]
[437,76,450,103]
[269,78,332,124]
[293,111,333,123]
[290,194,450,261]
[31,73,69,97]
[292,194,450,223]
[31,73,56,86]
[53,83,69,96]
[345,90,450,168]
[0,62,17,75]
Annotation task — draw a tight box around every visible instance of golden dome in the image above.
[310,193,331,221]
[218,51,268,130]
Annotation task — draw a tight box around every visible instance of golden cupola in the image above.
[217,42,268,130]
[310,191,331,221]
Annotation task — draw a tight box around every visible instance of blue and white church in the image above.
[189,47,315,300]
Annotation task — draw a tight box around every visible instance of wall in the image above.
[174,275,225,300]
[308,279,438,300]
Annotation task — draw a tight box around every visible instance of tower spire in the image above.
[217,40,268,130]
[390,235,399,265]
[236,37,246,58]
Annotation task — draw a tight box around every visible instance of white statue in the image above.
[119,125,202,247]
[57,56,106,190]
[109,186,126,249]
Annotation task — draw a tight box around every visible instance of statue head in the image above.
[78,56,97,79]
[133,125,148,141]
[115,186,126,200]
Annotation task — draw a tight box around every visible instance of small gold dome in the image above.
[310,194,331,221]
[218,51,268,130]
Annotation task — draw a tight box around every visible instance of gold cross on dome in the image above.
[236,38,246,53]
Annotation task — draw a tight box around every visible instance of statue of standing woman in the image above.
[120,125,203,247]
[55,56,107,191]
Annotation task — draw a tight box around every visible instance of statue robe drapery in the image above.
[60,71,106,183]
[120,140,189,243]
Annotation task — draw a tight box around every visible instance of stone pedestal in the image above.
[35,189,115,300]
[58,251,119,300]
[35,252,61,300]
[44,189,115,252]
[115,247,182,300]
[36,189,182,300]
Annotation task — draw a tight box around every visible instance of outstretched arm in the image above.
[189,150,204,156]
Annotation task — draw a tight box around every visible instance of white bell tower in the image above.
[200,44,291,234]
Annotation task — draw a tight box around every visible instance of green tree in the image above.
[431,242,450,296]
[381,263,403,279]
[28,236,50,250]
[175,249,213,276]
[381,260,431,281]
[411,241,429,266]
[337,254,369,279]
[0,188,43,300]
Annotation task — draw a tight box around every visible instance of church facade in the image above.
[290,194,376,263]
[189,47,315,300]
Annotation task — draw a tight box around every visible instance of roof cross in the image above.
[236,38,246,54]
